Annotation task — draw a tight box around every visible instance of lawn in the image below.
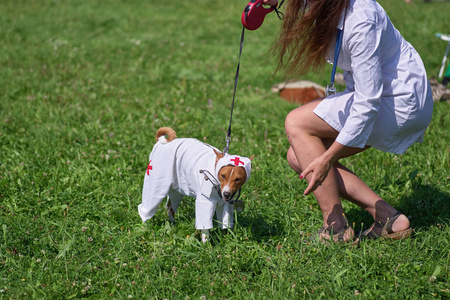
[0,0,449,299]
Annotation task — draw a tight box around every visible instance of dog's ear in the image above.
[213,149,224,164]
[249,155,255,161]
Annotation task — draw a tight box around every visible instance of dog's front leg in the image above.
[195,194,215,244]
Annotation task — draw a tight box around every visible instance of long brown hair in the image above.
[272,0,349,77]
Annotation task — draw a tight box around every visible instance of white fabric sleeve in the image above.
[215,202,234,229]
[336,20,383,148]
[195,194,216,230]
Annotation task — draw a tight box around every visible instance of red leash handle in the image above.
[241,0,276,31]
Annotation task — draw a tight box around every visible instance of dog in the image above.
[138,127,253,242]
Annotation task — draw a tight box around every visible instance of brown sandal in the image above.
[316,225,355,243]
[361,212,412,240]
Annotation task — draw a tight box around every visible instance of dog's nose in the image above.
[223,191,231,199]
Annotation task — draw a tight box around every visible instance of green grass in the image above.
[1,0,449,298]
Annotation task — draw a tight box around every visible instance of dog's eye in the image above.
[221,174,226,179]
[235,178,241,182]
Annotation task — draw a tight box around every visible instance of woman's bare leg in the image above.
[285,100,349,232]
[288,147,410,233]
[285,100,410,237]
[334,162,410,233]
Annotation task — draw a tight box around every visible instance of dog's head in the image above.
[214,149,254,203]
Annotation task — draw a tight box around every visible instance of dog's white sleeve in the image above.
[138,150,174,223]
[195,195,234,230]
[215,201,234,229]
[195,194,216,230]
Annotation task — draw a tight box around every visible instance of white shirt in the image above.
[315,0,433,153]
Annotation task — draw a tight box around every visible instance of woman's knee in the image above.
[285,108,308,136]
[284,101,320,135]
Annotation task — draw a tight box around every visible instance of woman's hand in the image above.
[299,141,346,195]
[300,154,333,195]
[262,0,278,6]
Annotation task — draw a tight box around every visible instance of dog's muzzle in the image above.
[222,189,241,204]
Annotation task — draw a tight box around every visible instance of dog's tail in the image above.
[155,127,177,144]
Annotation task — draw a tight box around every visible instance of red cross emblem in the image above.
[146,160,153,175]
[230,157,244,166]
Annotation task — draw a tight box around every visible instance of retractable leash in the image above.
[241,0,284,31]
[223,0,284,154]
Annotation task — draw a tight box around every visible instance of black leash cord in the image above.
[224,26,245,154]
[223,0,284,154]
[274,0,285,20]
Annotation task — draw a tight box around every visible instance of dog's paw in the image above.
[201,230,209,243]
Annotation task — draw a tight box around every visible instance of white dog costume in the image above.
[138,137,251,231]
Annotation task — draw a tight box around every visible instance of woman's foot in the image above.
[317,225,355,242]
[361,212,412,240]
